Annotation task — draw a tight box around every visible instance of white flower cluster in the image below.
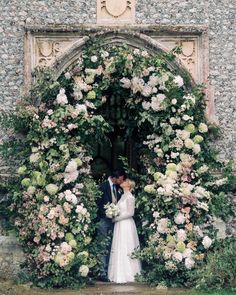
[104,202,120,219]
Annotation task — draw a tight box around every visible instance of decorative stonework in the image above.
[97,0,135,24]
[35,37,81,68]
[24,26,213,121]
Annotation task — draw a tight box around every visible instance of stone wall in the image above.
[0,0,235,278]
[0,235,24,279]
[0,0,235,161]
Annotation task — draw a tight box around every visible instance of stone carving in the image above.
[155,38,199,82]
[97,0,135,24]
[35,38,80,67]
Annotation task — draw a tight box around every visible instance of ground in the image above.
[0,281,235,295]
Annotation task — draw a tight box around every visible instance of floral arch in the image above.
[2,36,233,288]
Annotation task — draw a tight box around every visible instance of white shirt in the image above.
[108,177,117,204]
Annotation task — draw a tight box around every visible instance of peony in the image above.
[75,104,87,113]
[199,123,208,133]
[173,252,183,262]
[79,265,89,277]
[173,75,184,87]
[157,218,169,234]
[151,94,166,111]
[174,213,186,225]
[177,229,187,241]
[176,129,190,141]
[142,85,153,97]
[56,88,68,105]
[184,138,194,149]
[202,236,213,249]
[131,77,145,93]
[120,77,131,89]
[61,242,72,254]
[193,144,201,154]
[87,90,96,100]
[185,257,195,269]
[91,55,98,62]
[64,171,79,184]
[183,248,193,258]
[65,160,77,173]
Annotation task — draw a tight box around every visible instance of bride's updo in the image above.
[125,178,135,192]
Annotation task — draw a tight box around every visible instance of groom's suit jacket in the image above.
[97,180,123,219]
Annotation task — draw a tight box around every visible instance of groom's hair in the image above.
[110,170,126,179]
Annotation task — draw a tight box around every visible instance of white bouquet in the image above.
[104,202,120,219]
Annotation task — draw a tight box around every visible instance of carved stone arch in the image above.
[50,31,195,87]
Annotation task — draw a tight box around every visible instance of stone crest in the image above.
[97,0,135,24]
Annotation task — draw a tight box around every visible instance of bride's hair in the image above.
[126,179,135,191]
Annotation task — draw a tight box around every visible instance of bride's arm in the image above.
[113,196,135,222]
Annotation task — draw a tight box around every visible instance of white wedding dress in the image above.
[108,191,141,283]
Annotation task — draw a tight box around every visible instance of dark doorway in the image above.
[91,90,139,180]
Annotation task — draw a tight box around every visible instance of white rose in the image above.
[183,248,193,258]
[185,258,195,269]
[171,98,177,105]
[142,101,151,110]
[174,213,186,225]
[184,138,194,149]
[202,236,212,249]
[173,252,183,262]
[173,75,184,87]
[193,144,201,154]
[79,265,89,277]
[177,229,187,241]
[91,55,98,62]
[199,123,208,133]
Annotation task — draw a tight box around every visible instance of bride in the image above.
[108,179,141,283]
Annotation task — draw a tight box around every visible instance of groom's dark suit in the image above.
[97,179,122,280]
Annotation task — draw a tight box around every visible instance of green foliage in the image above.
[191,237,236,289]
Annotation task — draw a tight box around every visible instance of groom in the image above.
[97,170,126,281]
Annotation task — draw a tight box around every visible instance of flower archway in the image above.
[2,40,233,288]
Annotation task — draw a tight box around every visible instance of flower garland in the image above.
[2,42,234,288]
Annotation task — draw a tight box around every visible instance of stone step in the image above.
[30,283,186,295]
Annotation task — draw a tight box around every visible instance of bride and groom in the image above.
[97,170,141,283]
